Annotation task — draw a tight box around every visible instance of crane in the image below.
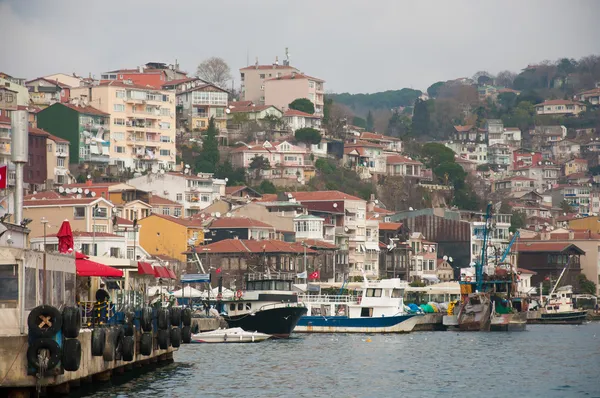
[500,230,520,263]
[475,203,493,292]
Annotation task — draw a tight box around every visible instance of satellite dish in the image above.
[226,213,231,218]
[409,207,414,211]
[160,169,165,174]
[58,186,64,193]
[333,203,338,208]
[200,214,206,218]
[225,108,231,114]
[449,257,453,262]
[87,174,92,179]
[215,212,221,218]
[344,226,349,232]
[443,255,448,261]
[91,192,97,197]
[210,213,215,217]
[185,164,190,169]
[225,177,229,182]
[469,262,476,267]
[84,189,89,195]
[76,194,82,199]
[65,188,71,194]
[78,188,83,194]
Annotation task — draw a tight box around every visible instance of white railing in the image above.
[298,294,358,304]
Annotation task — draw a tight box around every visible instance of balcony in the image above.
[0,143,10,155]
[56,150,68,158]
[0,131,11,141]
[125,97,146,104]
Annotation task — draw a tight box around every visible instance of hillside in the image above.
[328,88,422,115]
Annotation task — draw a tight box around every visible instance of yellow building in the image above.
[569,216,600,233]
[138,214,204,262]
[564,158,588,176]
[175,82,229,131]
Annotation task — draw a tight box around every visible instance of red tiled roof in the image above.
[230,144,271,153]
[228,105,277,114]
[290,191,364,202]
[189,239,317,254]
[535,99,585,106]
[160,77,199,88]
[26,77,71,88]
[283,109,319,118]
[149,195,183,207]
[373,206,394,215]
[386,155,422,165]
[296,239,338,250]
[115,216,133,226]
[504,127,521,131]
[360,132,401,142]
[141,213,204,228]
[264,73,324,82]
[345,140,385,149]
[210,217,273,229]
[378,222,403,231]
[228,100,254,108]
[240,65,298,71]
[568,158,587,164]
[23,197,100,207]
[303,201,344,214]
[46,133,69,143]
[24,191,62,200]
[566,172,589,180]
[517,268,537,275]
[514,241,585,254]
[256,194,278,202]
[97,80,163,91]
[178,83,228,95]
[60,103,109,116]
[28,127,51,137]
[454,125,474,132]
[224,186,261,197]
[344,147,365,156]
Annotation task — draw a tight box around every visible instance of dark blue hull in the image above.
[295,314,420,333]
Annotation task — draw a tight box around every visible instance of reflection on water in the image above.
[76,323,600,398]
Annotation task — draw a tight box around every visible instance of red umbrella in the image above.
[57,220,74,254]
[76,256,124,277]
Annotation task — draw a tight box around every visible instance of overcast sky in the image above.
[1,0,599,94]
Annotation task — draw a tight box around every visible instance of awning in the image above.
[154,266,173,279]
[137,261,154,275]
[76,255,124,278]
[421,274,440,282]
[167,268,177,279]
[365,242,380,252]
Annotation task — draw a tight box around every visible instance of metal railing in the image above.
[298,294,358,304]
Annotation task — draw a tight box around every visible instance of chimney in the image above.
[568,230,574,240]
[274,56,279,66]
[86,178,92,187]
[255,57,259,69]
[291,71,296,78]
[367,194,376,212]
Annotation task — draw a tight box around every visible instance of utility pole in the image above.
[92,204,98,256]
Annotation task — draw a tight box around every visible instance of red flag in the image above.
[544,276,550,281]
[0,165,6,189]
[216,267,222,274]
[309,270,320,280]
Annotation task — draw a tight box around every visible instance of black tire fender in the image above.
[157,329,169,349]
[140,332,153,356]
[140,307,153,333]
[103,328,116,361]
[170,307,182,327]
[182,308,192,326]
[122,335,135,361]
[91,328,106,357]
[28,305,62,338]
[157,308,170,330]
[27,338,61,370]
[182,326,192,344]
[171,327,181,348]
[62,306,82,339]
[62,338,82,371]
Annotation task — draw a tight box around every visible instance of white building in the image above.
[283,109,322,132]
[30,231,128,259]
[127,171,226,217]
[445,141,488,164]
[294,214,325,241]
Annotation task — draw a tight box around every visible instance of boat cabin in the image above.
[546,285,575,313]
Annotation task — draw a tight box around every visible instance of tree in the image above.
[477,75,493,86]
[258,180,277,194]
[352,116,367,129]
[411,98,431,137]
[496,70,517,88]
[261,114,284,131]
[366,111,374,131]
[497,92,517,110]
[510,211,527,233]
[427,81,446,98]
[215,161,246,186]
[195,118,220,173]
[576,274,597,295]
[295,128,322,145]
[387,112,412,138]
[559,200,573,213]
[196,57,232,88]
[421,143,455,170]
[288,98,315,115]
[248,155,271,180]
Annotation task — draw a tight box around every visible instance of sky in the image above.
[1,0,600,94]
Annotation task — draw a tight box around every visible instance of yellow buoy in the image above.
[366,338,372,342]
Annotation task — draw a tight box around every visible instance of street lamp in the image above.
[41,217,49,304]
[41,217,48,252]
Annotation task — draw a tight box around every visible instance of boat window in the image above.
[254,281,263,290]
[311,307,322,316]
[366,288,382,297]
[276,281,286,291]
[566,293,572,298]
[238,303,244,310]
[391,288,403,298]
[547,307,552,310]
[360,307,373,317]
[245,303,252,310]
[246,282,254,291]
[229,303,235,311]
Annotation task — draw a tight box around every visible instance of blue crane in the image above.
[500,230,520,264]
[475,203,493,292]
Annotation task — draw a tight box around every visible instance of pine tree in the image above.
[195,117,220,173]
[366,110,374,131]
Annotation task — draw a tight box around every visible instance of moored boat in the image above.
[191,328,271,343]
[528,285,588,325]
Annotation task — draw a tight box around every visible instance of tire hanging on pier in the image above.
[62,338,82,371]
[181,326,192,344]
[122,336,135,361]
[62,306,82,338]
[157,308,170,330]
[171,327,182,348]
[170,308,182,327]
[140,332,153,356]
[103,328,116,361]
[157,329,169,349]
[114,326,124,360]
[27,338,61,370]
[28,305,62,338]
[91,328,106,357]
[141,307,154,333]
[182,308,192,327]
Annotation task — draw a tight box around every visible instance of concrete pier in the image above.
[0,329,177,394]
[191,317,226,332]
[413,313,446,331]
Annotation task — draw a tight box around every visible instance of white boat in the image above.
[190,327,272,343]
[295,278,422,333]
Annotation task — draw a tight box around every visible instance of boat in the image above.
[191,327,271,343]
[528,285,588,325]
[295,277,421,333]
[490,299,528,331]
[457,292,492,331]
[220,272,307,338]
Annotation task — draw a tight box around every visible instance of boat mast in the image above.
[548,255,573,297]
[476,203,493,292]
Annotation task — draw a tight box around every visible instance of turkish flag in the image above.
[216,267,222,274]
[0,165,6,189]
[309,270,320,280]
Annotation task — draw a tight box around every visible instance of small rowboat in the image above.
[191,327,271,343]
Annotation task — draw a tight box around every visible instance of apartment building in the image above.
[513,162,560,192]
[545,185,594,215]
[0,116,12,179]
[101,62,188,88]
[408,232,438,283]
[70,81,177,171]
[445,141,488,164]
[459,211,511,265]
[385,155,423,178]
[534,100,586,116]
[359,132,403,153]
[564,158,588,176]
[343,141,386,180]
[37,102,111,167]
[127,171,226,217]
[488,144,511,167]
[283,109,322,132]
[176,81,229,131]
[240,60,299,104]
[493,176,536,194]
[264,73,325,116]
[0,72,29,106]
[25,127,71,189]
[26,77,71,108]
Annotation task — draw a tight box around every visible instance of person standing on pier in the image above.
[95,283,111,324]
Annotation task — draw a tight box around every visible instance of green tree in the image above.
[510,211,527,233]
[323,98,333,124]
[366,111,374,131]
[411,98,431,137]
[288,98,315,114]
[576,274,597,295]
[497,92,517,110]
[262,114,284,130]
[258,180,277,194]
[315,158,336,174]
[295,128,322,145]
[421,143,455,170]
[352,116,367,129]
[195,117,220,173]
[248,155,270,180]
[559,200,573,213]
[387,112,412,138]
[427,81,445,98]
[215,161,246,186]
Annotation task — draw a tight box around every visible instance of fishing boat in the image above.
[295,277,421,333]
[220,272,307,338]
[191,328,271,343]
[528,285,588,325]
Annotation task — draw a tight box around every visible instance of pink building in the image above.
[264,73,325,116]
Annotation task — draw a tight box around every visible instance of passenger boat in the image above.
[528,285,588,325]
[220,272,307,338]
[191,328,271,343]
[295,278,421,333]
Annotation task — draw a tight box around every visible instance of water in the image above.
[76,323,600,398]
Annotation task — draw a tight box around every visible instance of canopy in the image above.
[171,286,203,298]
[421,275,440,283]
[57,220,73,254]
[137,261,155,275]
[154,266,171,279]
[76,253,124,277]
[167,268,177,279]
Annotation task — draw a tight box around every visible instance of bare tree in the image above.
[196,57,232,88]
[495,70,517,88]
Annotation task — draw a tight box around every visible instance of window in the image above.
[93,224,107,233]
[116,90,125,98]
[229,303,235,311]
[162,207,170,216]
[176,193,183,201]
[162,94,169,102]
[145,105,154,114]
[5,94,13,103]
[93,207,108,219]
[57,158,65,167]
[201,195,210,202]
[113,118,125,126]
[160,149,170,156]
[113,104,125,112]
[112,132,125,141]
[259,74,265,79]
[174,207,181,217]
[238,303,244,310]
[160,108,170,116]
[74,207,85,219]
[160,135,170,143]
[159,122,171,130]
[115,146,125,153]
[47,143,52,152]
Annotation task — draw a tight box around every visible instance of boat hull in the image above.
[527,310,588,325]
[490,312,528,332]
[191,328,271,344]
[223,306,307,338]
[294,314,420,333]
